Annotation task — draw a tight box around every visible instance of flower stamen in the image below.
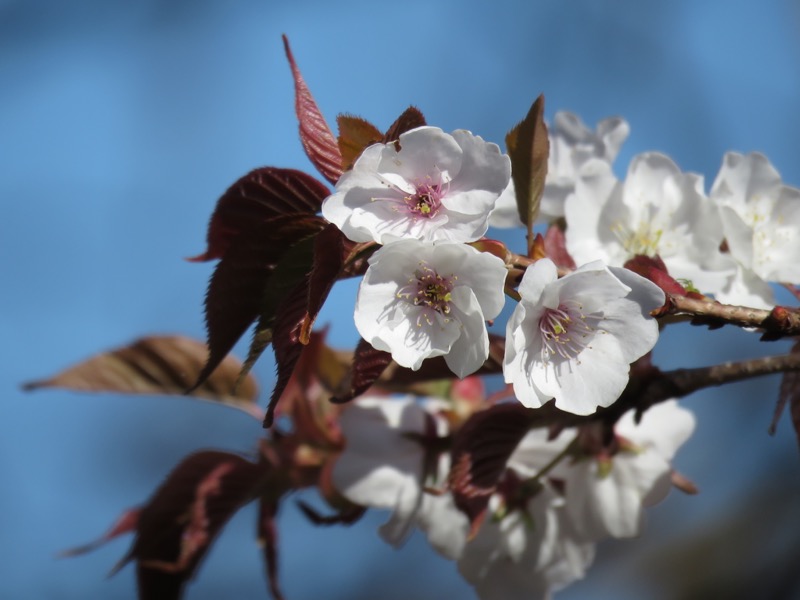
[539,300,597,363]
[396,261,455,327]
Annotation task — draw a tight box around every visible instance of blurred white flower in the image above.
[711,151,800,308]
[322,126,510,244]
[508,400,695,541]
[489,112,629,228]
[355,240,506,378]
[331,396,459,546]
[564,152,734,295]
[457,484,595,600]
[503,258,664,415]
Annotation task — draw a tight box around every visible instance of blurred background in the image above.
[2,1,800,598]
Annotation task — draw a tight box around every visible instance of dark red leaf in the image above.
[238,234,319,386]
[543,223,576,269]
[624,254,687,297]
[282,35,342,185]
[300,223,352,343]
[337,114,383,171]
[23,336,261,418]
[448,403,538,537]
[330,338,393,404]
[60,508,141,558]
[121,451,264,599]
[771,341,800,451]
[194,215,325,393]
[189,167,330,262]
[258,500,284,600]
[265,278,312,427]
[382,106,427,145]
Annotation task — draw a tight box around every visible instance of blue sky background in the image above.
[2,1,800,598]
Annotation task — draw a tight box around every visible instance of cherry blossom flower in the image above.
[322,126,511,244]
[564,153,734,295]
[711,152,800,307]
[503,258,664,415]
[331,396,461,547]
[489,112,629,228]
[511,400,695,540]
[355,239,507,378]
[457,483,595,600]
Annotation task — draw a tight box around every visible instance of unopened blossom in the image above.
[322,126,511,244]
[511,400,695,540]
[331,396,460,547]
[711,152,800,307]
[565,152,734,295]
[489,112,629,228]
[355,240,506,378]
[503,258,664,415]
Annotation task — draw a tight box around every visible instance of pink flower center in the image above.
[372,173,450,221]
[397,262,456,326]
[538,300,596,362]
[403,181,446,218]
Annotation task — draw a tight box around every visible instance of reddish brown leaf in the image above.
[282,35,343,185]
[258,500,284,600]
[300,223,351,343]
[772,341,800,451]
[265,278,312,427]
[196,215,326,393]
[121,451,264,599]
[505,95,549,256]
[448,402,538,536]
[188,167,330,263]
[543,223,576,269]
[382,106,427,145]
[624,255,687,298]
[529,233,547,261]
[60,508,141,558]
[336,114,383,171]
[237,233,319,386]
[330,338,393,404]
[23,336,260,417]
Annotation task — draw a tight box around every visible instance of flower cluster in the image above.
[333,395,694,599]
[57,40,800,600]
[323,120,666,416]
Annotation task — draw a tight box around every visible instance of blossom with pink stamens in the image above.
[503,258,664,415]
[354,239,506,378]
[322,126,511,244]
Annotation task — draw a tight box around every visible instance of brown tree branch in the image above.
[544,353,800,429]
[659,294,800,340]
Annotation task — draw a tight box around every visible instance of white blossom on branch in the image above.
[564,152,734,295]
[355,240,507,378]
[322,126,511,244]
[503,258,664,415]
[711,151,800,308]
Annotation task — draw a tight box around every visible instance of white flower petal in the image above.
[322,127,510,244]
